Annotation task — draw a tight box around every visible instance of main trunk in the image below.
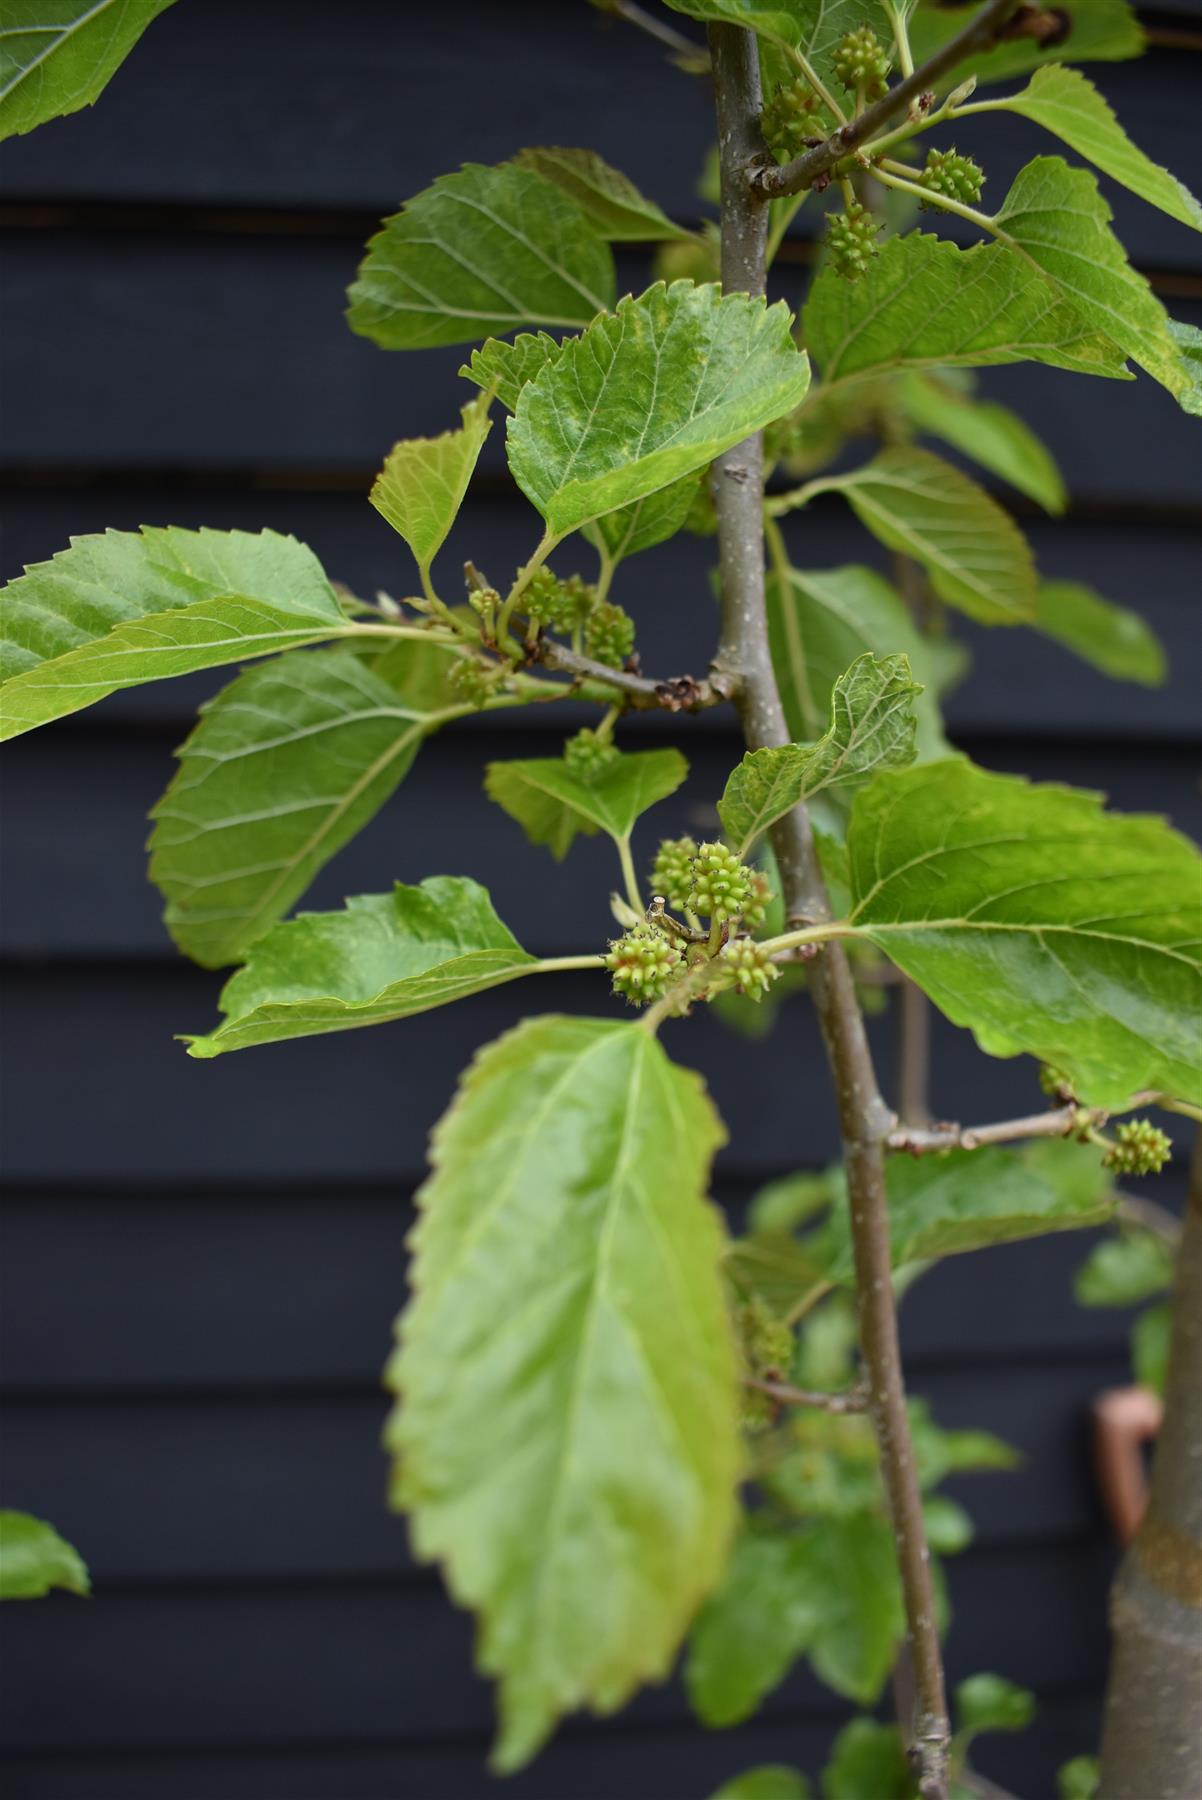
[1098,1134,1202,1799]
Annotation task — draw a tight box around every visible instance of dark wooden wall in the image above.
[1,4,1199,1795]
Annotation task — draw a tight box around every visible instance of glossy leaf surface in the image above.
[370,393,493,573]
[511,147,691,241]
[509,282,811,539]
[348,163,614,351]
[718,653,920,855]
[995,157,1196,410]
[486,746,687,858]
[0,528,345,739]
[815,450,1037,625]
[846,760,1202,1107]
[185,877,536,1058]
[804,233,1131,387]
[0,0,176,140]
[150,643,459,969]
[992,67,1202,232]
[389,1016,738,1767]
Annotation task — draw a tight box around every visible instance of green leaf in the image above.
[750,1168,839,1234]
[844,760,1202,1108]
[485,745,687,859]
[347,162,614,351]
[1033,581,1166,687]
[803,1515,905,1703]
[149,643,460,969]
[664,0,881,89]
[1074,1230,1174,1308]
[462,332,563,412]
[767,565,952,767]
[994,157,1195,410]
[725,1231,829,1316]
[510,147,693,242]
[370,392,493,575]
[508,281,811,541]
[686,1529,823,1727]
[955,1672,1036,1740]
[990,67,1202,234]
[0,1511,89,1599]
[711,1769,811,1800]
[812,449,1037,625]
[804,232,1133,387]
[821,1718,911,1800]
[718,653,921,855]
[0,0,176,140]
[1057,1755,1101,1800]
[0,527,348,740]
[184,877,537,1058]
[898,373,1066,515]
[922,1494,974,1554]
[388,1015,738,1769]
[909,0,1143,89]
[584,473,705,566]
[1132,1300,1172,1395]
[825,1143,1114,1282]
[908,1398,1021,1487]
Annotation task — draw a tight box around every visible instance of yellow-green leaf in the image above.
[388,1015,739,1767]
[370,392,493,574]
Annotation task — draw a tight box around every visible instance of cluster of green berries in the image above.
[522,567,594,633]
[650,836,698,911]
[605,924,682,1006]
[760,76,828,159]
[826,202,881,281]
[563,727,619,783]
[447,656,505,708]
[737,1295,794,1432]
[742,869,773,930]
[688,841,754,924]
[721,937,781,1003]
[918,147,985,209]
[1103,1119,1173,1177]
[832,25,891,99]
[585,600,636,669]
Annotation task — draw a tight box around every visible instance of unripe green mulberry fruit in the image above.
[585,600,636,668]
[1103,1119,1173,1177]
[918,147,985,209]
[1039,1063,1075,1100]
[737,1294,794,1377]
[448,656,503,708]
[826,202,880,281]
[523,567,594,632]
[563,727,618,783]
[832,26,891,99]
[741,869,774,931]
[721,936,781,1001]
[605,925,682,1006]
[688,841,754,923]
[760,76,828,158]
[650,836,698,911]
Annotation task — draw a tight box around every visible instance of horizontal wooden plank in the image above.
[0,922,1182,1181]
[0,1356,1132,1586]
[0,0,1196,274]
[2,727,1198,959]
[2,229,1200,499]
[2,488,1199,738]
[3,1176,1165,1390]
[0,1686,1109,1800]
[0,1544,1115,1754]
[0,1692,1106,1800]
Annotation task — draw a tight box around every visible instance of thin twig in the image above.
[888,1090,1169,1155]
[745,1374,871,1413]
[535,636,736,711]
[751,0,1022,199]
[708,26,950,1798]
[591,0,711,68]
